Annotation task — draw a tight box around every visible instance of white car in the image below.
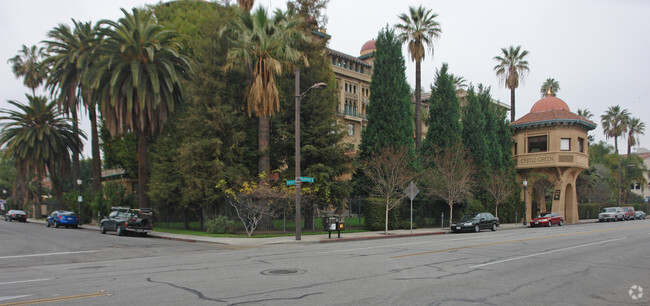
[598,207,624,222]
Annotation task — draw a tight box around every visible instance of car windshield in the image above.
[458,215,478,222]
[537,213,551,218]
[61,212,76,216]
[14,210,26,214]
[603,208,616,213]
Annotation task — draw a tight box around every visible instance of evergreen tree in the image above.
[358,26,414,158]
[462,86,490,176]
[421,63,461,156]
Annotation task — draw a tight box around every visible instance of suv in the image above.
[621,206,635,220]
[599,207,624,222]
[99,207,153,236]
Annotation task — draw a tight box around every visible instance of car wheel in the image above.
[547,221,552,227]
[559,220,563,226]
[54,222,59,228]
[117,225,125,236]
[140,232,148,237]
[46,221,50,227]
[491,223,497,231]
[100,224,106,234]
[474,225,480,233]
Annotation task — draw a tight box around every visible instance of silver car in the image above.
[599,207,624,222]
[635,210,646,220]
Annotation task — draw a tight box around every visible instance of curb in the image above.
[319,231,447,243]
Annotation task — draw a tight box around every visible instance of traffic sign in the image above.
[299,177,314,183]
[405,181,419,200]
[286,180,296,186]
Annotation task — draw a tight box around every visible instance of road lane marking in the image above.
[469,237,626,268]
[391,224,650,259]
[318,233,519,254]
[0,250,99,260]
[0,297,29,303]
[0,279,52,286]
[0,292,107,306]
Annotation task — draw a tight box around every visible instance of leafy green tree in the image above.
[99,120,137,175]
[0,95,83,215]
[395,5,441,150]
[7,44,48,96]
[91,8,192,209]
[421,63,462,156]
[359,26,414,158]
[493,45,530,122]
[222,6,310,180]
[540,78,560,97]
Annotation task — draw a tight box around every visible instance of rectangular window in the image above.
[514,142,518,155]
[561,138,571,151]
[578,137,585,153]
[348,123,354,136]
[527,135,548,153]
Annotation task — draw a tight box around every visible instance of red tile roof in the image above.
[512,109,596,130]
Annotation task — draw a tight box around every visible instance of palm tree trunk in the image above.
[36,169,43,218]
[510,88,516,122]
[72,109,80,193]
[89,105,102,194]
[415,60,422,150]
[50,169,64,210]
[258,116,270,181]
[137,130,150,209]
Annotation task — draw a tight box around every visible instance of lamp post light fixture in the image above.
[77,179,82,224]
[294,68,326,241]
[522,179,528,226]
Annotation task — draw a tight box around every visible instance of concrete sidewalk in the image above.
[28,218,597,247]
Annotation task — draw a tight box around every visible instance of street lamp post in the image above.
[77,179,82,225]
[523,179,528,226]
[294,68,326,241]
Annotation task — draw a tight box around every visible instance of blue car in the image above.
[46,211,79,228]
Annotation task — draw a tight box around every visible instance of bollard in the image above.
[441,212,444,229]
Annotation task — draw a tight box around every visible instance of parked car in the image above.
[599,207,624,222]
[621,206,636,220]
[451,212,499,233]
[635,210,646,220]
[100,206,153,236]
[4,210,28,222]
[46,211,79,228]
[530,212,564,227]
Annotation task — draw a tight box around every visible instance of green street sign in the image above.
[286,180,296,186]
[299,177,314,183]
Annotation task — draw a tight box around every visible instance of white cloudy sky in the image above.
[2,0,650,158]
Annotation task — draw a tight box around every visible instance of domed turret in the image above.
[530,95,571,113]
[360,40,376,56]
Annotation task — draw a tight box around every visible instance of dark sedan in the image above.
[46,211,79,228]
[451,212,499,233]
[635,211,646,220]
[5,210,28,222]
[530,212,564,227]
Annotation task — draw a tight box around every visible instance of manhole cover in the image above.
[261,269,306,276]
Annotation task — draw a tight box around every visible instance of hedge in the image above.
[364,198,400,231]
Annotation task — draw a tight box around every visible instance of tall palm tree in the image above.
[600,105,630,154]
[493,45,529,122]
[395,5,441,150]
[7,44,48,96]
[450,74,467,91]
[238,0,254,12]
[626,117,645,155]
[92,8,191,208]
[540,78,560,97]
[43,20,89,194]
[0,95,82,216]
[577,108,593,120]
[223,7,309,179]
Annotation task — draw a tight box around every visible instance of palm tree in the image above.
[238,0,254,12]
[626,117,645,155]
[577,108,593,120]
[223,7,310,179]
[92,8,191,208]
[540,78,560,97]
[7,44,48,96]
[450,74,467,91]
[493,45,529,122]
[600,105,630,154]
[43,20,90,194]
[395,5,441,150]
[0,95,82,216]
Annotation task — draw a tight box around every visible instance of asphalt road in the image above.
[1,219,649,305]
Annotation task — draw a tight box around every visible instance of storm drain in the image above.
[261,269,306,276]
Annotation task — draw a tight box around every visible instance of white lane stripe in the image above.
[0,250,99,260]
[470,237,626,268]
[0,278,52,285]
[319,233,519,254]
[0,295,31,301]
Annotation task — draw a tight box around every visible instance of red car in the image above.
[530,212,563,227]
[621,206,635,220]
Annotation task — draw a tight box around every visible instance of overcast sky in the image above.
[2,0,649,159]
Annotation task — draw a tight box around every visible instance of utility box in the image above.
[336,221,344,231]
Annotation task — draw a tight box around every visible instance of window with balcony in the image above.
[527,135,547,153]
[578,137,585,153]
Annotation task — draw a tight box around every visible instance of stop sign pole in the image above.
[405,181,419,233]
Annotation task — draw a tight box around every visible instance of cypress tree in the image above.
[358,26,414,158]
[420,63,462,156]
[462,85,490,181]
